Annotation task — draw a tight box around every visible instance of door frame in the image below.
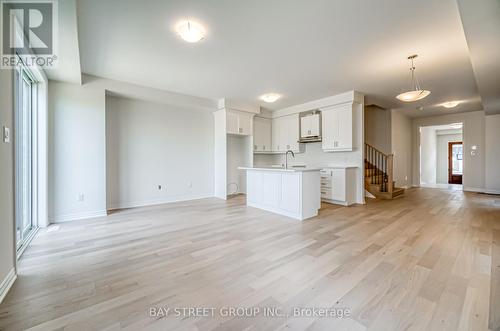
[448,141,463,184]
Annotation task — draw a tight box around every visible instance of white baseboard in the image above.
[107,193,213,211]
[50,210,107,223]
[484,189,500,195]
[0,268,17,304]
[463,186,485,193]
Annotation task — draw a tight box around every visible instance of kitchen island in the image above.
[238,167,321,221]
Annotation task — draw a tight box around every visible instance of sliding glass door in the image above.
[15,67,36,251]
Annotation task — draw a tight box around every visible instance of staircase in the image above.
[365,143,405,199]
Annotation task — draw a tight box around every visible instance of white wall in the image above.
[365,106,391,154]
[420,127,437,185]
[106,96,214,209]
[48,81,106,222]
[436,131,462,184]
[391,110,412,188]
[213,110,227,199]
[0,69,15,297]
[412,111,485,191]
[226,135,251,195]
[485,114,500,193]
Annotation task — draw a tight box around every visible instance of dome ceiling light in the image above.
[442,101,460,108]
[176,20,205,43]
[260,93,281,103]
[396,55,431,102]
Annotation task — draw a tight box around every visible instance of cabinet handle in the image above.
[239,128,243,133]
[254,145,257,150]
[287,144,290,149]
[263,146,266,150]
[308,130,311,135]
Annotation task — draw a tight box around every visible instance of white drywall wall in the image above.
[365,106,391,154]
[420,126,437,185]
[106,96,214,209]
[391,110,412,188]
[485,114,500,193]
[0,69,15,293]
[48,81,106,222]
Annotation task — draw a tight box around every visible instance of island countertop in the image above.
[238,166,322,173]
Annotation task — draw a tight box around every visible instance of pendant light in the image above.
[396,55,431,102]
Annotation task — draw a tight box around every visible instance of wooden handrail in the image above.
[365,143,394,193]
[365,143,390,157]
[387,154,394,193]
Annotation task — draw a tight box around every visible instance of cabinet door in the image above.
[272,118,281,152]
[321,105,353,151]
[321,109,336,150]
[280,173,300,213]
[301,116,310,138]
[238,112,253,135]
[287,114,300,151]
[279,117,288,152]
[331,169,346,201]
[253,118,263,151]
[254,117,271,152]
[262,172,282,207]
[226,111,239,135]
[247,171,263,204]
[335,106,352,150]
[261,118,272,152]
[309,113,320,136]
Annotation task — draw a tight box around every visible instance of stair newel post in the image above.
[387,154,394,193]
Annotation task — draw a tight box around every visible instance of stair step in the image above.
[364,184,405,200]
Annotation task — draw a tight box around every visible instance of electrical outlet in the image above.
[405,176,408,181]
[78,193,84,202]
[3,126,10,143]
[188,181,192,188]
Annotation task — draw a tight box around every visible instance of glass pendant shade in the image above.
[396,89,431,102]
[396,55,431,102]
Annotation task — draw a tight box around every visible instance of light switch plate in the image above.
[3,126,10,143]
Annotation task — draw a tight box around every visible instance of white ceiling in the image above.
[457,0,500,115]
[73,0,496,116]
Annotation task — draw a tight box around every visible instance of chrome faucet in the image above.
[285,150,295,169]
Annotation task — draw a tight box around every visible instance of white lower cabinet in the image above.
[320,167,357,206]
[245,169,320,220]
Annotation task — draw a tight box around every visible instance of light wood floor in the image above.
[1,188,499,331]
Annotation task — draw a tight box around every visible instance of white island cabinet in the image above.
[238,167,321,221]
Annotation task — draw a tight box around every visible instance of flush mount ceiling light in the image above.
[442,101,460,108]
[396,55,431,102]
[260,93,281,103]
[176,20,205,43]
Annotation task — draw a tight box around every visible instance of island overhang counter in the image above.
[238,167,321,221]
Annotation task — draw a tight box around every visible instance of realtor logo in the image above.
[1,0,58,68]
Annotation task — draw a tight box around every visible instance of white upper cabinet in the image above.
[226,109,253,135]
[253,117,272,152]
[321,103,353,151]
[271,114,301,153]
[287,114,300,151]
[300,113,320,138]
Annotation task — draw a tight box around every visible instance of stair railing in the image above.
[365,143,394,193]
